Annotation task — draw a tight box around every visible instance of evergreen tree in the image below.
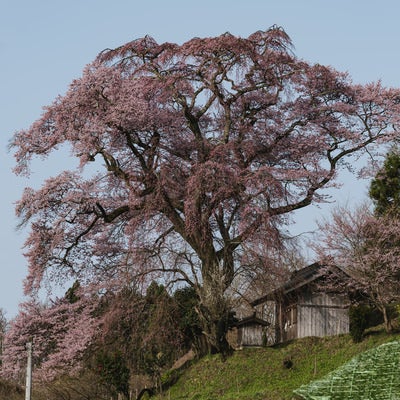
[369,147,400,216]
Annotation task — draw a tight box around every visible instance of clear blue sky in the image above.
[1,0,399,318]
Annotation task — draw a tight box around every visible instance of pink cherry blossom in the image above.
[10,27,400,355]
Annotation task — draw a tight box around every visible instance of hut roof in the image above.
[251,263,348,306]
[234,314,271,328]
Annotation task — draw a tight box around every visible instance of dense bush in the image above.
[95,350,130,397]
[173,287,202,351]
[349,305,373,342]
[0,379,23,400]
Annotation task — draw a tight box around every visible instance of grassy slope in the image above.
[155,328,400,400]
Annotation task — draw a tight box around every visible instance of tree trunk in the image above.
[196,300,232,356]
[382,306,393,333]
[195,265,233,356]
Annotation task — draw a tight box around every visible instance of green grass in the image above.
[154,327,400,400]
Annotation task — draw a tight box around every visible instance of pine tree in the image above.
[369,147,400,216]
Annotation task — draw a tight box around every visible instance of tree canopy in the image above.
[11,26,400,354]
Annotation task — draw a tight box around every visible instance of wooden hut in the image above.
[251,263,351,344]
[228,314,270,348]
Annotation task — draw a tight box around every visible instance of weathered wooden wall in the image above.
[238,324,265,347]
[239,280,350,346]
[296,291,349,339]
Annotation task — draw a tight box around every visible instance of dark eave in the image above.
[235,315,271,327]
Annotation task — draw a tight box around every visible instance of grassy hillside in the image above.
[154,328,400,400]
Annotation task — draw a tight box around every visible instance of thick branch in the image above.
[95,203,130,223]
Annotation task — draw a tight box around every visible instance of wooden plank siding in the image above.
[296,292,349,339]
[277,291,349,341]
[229,315,271,348]
[238,324,265,347]
[244,264,351,346]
